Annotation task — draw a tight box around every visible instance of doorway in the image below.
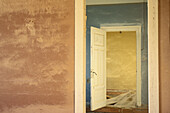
[75,0,159,113]
[102,26,142,108]
[90,26,142,112]
[106,31,138,108]
[86,3,146,112]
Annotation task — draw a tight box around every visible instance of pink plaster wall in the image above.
[0,0,75,113]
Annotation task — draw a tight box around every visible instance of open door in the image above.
[91,27,106,111]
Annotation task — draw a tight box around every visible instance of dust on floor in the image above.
[107,90,137,109]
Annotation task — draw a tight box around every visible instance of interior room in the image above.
[86,1,148,113]
[0,0,169,113]
[106,31,137,108]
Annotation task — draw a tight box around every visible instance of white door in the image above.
[91,27,106,111]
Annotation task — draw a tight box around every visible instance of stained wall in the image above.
[159,0,170,112]
[106,31,136,90]
[86,3,148,106]
[0,0,75,113]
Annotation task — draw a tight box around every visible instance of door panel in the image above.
[91,27,106,111]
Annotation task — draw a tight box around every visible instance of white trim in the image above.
[75,0,85,113]
[148,0,159,113]
[86,0,147,6]
[101,26,142,106]
[75,0,159,113]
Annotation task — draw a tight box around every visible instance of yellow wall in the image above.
[106,31,136,90]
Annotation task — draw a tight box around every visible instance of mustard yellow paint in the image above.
[106,31,136,90]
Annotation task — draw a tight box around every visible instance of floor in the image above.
[86,107,148,113]
[106,90,136,109]
[87,90,148,113]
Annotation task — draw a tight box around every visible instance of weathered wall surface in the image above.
[106,32,136,90]
[159,0,170,113]
[0,0,74,113]
[86,3,148,105]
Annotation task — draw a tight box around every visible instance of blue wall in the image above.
[86,3,148,106]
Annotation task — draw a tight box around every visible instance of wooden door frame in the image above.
[75,0,159,113]
[101,26,142,107]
